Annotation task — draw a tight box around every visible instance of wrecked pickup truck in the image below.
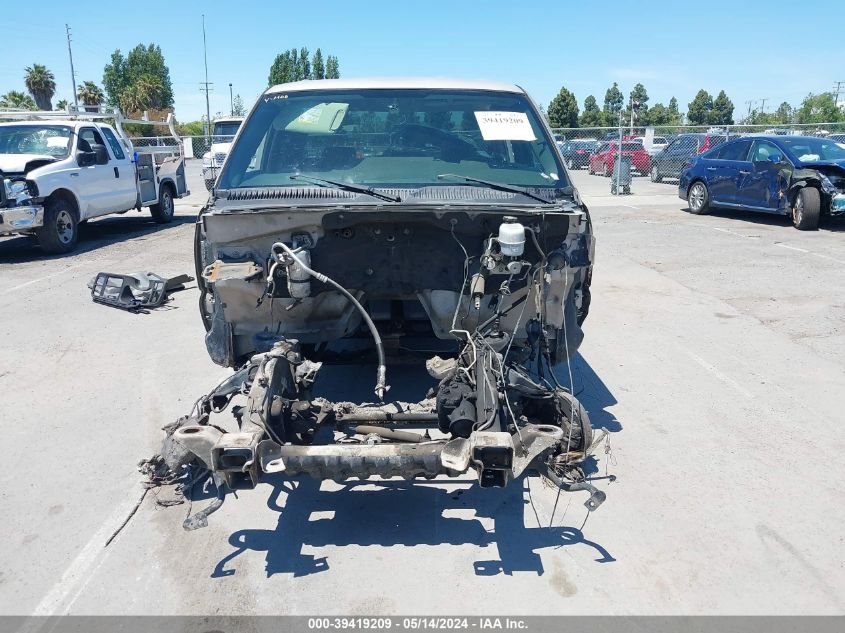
[157,78,603,529]
[0,107,187,253]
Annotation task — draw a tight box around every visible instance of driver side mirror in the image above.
[91,143,109,165]
[77,151,95,167]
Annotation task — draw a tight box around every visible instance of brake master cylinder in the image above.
[497,216,526,257]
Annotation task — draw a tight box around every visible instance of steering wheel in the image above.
[392,123,482,162]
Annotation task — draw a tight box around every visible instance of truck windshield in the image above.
[212,121,241,139]
[219,89,566,192]
[0,125,73,158]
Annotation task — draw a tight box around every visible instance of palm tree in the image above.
[0,90,37,110]
[24,64,56,110]
[119,75,163,115]
[56,99,69,111]
[77,81,105,112]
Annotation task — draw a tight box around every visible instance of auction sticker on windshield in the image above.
[474,111,536,141]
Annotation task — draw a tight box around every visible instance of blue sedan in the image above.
[678,135,845,230]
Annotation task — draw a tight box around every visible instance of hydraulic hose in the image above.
[272,242,389,401]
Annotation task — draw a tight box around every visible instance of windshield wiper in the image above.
[290,174,401,203]
[436,173,554,205]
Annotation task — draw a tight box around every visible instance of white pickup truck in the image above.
[0,107,188,253]
[201,116,243,190]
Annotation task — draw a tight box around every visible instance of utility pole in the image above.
[229,83,233,116]
[66,24,78,109]
[833,81,845,108]
[201,14,212,138]
[759,98,768,114]
[745,100,754,119]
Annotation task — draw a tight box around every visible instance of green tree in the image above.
[603,82,623,117]
[77,81,105,112]
[0,90,37,110]
[119,74,164,115]
[645,102,669,126]
[626,83,649,123]
[668,97,681,123]
[687,89,713,125]
[232,94,246,116]
[24,64,56,110]
[795,93,844,124]
[710,90,734,125]
[269,48,340,85]
[269,50,295,85]
[325,55,340,79]
[103,44,173,109]
[299,47,311,80]
[177,120,205,136]
[774,101,793,124]
[547,86,579,128]
[290,49,303,81]
[312,48,325,79]
[55,99,69,111]
[578,95,602,127]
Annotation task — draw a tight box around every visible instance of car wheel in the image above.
[688,181,710,215]
[792,187,820,230]
[650,165,662,183]
[565,157,574,170]
[150,184,175,224]
[36,197,79,254]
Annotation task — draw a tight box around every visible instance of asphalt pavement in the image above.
[1,164,843,615]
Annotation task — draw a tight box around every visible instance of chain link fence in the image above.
[130,135,236,190]
[550,122,845,182]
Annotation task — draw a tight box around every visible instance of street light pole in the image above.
[229,83,233,116]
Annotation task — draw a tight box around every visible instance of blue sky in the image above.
[3,0,843,122]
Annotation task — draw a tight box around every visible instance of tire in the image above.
[36,197,79,254]
[650,165,663,183]
[792,187,820,230]
[687,180,710,215]
[565,157,574,170]
[611,185,617,195]
[150,184,175,224]
[588,163,593,175]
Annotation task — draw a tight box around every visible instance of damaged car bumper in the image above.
[0,204,43,233]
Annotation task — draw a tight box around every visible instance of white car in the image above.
[633,135,669,157]
[201,117,244,190]
[0,108,188,253]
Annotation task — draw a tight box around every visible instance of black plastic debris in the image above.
[88,272,193,312]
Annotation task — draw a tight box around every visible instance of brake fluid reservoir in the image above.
[498,217,526,257]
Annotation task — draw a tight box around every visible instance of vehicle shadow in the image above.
[681,206,845,233]
[0,213,196,263]
[206,354,619,579]
[211,475,615,579]
[554,353,622,433]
